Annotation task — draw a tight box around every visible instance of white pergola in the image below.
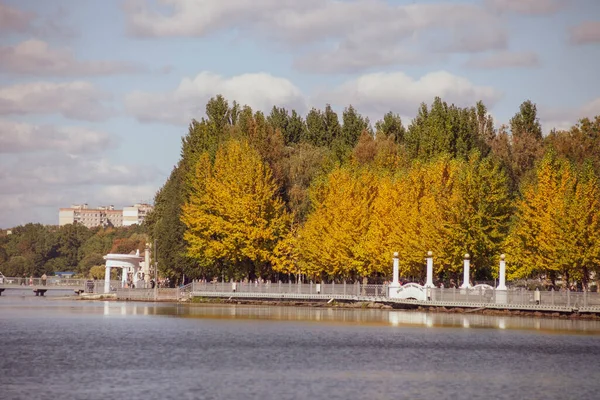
[103,253,144,293]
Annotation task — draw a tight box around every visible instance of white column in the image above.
[424,251,435,288]
[460,253,471,289]
[133,269,139,287]
[388,252,401,298]
[144,244,151,284]
[121,266,128,288]
[392,252,400,286]
[497,254,507,291]
[104,265,111,294]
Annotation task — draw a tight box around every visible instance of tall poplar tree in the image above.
[443,152,512,280]
[181,140,291,280]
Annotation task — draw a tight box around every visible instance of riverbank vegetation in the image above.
[2,96,599,288]
[0,224,147,278]
[145,96,600,288]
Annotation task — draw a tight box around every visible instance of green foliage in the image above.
[206,94,233,134]
[375,111,406,143]
[341,105,370,148]
[281,143,331,222]
[145,166,198,282]
[267,107,306,145]
[304,104,342,147]
[0,224,147,278]
[443,152,513,280]
[405,97,491,161]
[6,95,600,287]
[510,100,542,140]
[88,265,106,279]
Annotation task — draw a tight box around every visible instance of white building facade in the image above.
[123,203,153,226]
[59,203,153,228]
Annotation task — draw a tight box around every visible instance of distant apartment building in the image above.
[58,203,153,228]
[123,203,153,226]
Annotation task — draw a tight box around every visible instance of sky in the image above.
[0,0,599,228]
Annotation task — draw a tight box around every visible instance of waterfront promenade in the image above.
[118,281,600,314]
[3,276,600,314]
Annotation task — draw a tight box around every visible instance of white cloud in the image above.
[318,71,502,119]
[0,152,160,227]
[293,45,436,74]
[0,3,74,37]
[570,21,600,45]
[0,119,113,154]
[127,69,502,126]
[96,184,158,206]
[539,97,600,133]
[581,98,600,115]
[465,51,540,69]
[0,81,112,121]
[485,0,567,15]
[126,71,306,125]
[0,153,156,191]
[0,40,144,76]
[0,3,34,33]
[123,0,508,73]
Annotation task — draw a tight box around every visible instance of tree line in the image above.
[0,224,147,278]
[145,95,600,288]
[2,96,598,287]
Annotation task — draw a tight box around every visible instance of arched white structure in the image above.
[471,284,494,292]
[389,283,427,301]
[103,253,144,294]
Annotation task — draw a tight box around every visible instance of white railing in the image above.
[189,281,600,309]
[0,277,89,287]
[4,275,598,308]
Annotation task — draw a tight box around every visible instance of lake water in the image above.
[1,295,599,400]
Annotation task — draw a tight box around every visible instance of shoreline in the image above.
[189,297,600,320]
[71,294,600,320]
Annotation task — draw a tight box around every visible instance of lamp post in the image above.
[154,238,158,300]
[424,251,435,288]
[144,242,151,287]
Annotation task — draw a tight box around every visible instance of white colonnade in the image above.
[103,253,144,294]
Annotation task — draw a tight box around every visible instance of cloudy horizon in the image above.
[1,0,599,228]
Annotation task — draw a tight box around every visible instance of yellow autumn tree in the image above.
[362,173,402,276]
[506,154,565,280]
[297,167,378,281]
[566,165,600,287]
[181,139,291,280]
[271,224,301,276]
[364,156,458,280]
[506,153,600,286]
[364,153,512,283]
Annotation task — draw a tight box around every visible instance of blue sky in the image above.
[1,0,599,227]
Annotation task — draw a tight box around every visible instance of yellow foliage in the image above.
[297,167,378,279]
[366,156,458,279]
[507,155,600,284]
[305,152,512,282]
[271,225,301,275]
[181,139,291,276]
